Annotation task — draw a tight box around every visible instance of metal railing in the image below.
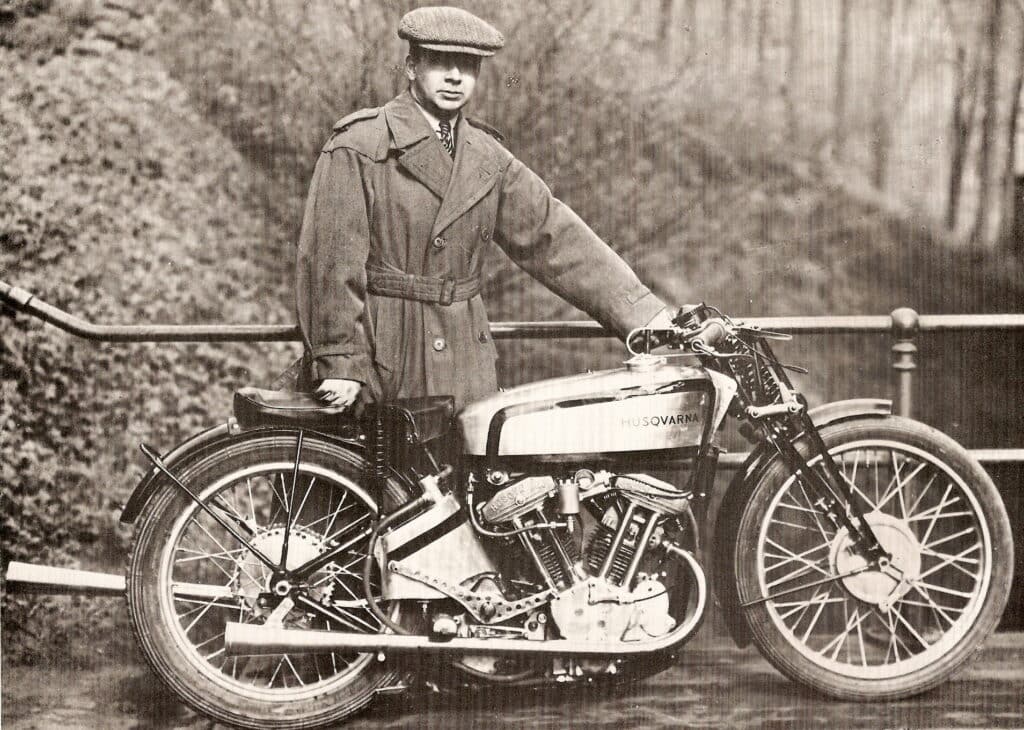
[4,279,1024,465]
[3,278,1023,597]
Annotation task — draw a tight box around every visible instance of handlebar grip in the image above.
[688,319,728,350]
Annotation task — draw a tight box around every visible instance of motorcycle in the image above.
[120,303,1014,729]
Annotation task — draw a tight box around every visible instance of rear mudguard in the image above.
[705,398,892,647]
[119,421,366,524]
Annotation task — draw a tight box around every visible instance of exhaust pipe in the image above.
[5,561,125,597]
[225,547,707,658]
[4,561,239,602]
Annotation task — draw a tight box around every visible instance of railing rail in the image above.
[3,278,1024,465]
[6,281,1024,341]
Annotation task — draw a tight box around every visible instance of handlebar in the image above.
[626,303,732,356]
[627,303,793,357]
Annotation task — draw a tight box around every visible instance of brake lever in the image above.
[734,324,792,341]
[691,340,725,358]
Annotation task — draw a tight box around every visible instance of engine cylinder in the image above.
[587,506,643,586]
[517,508,580,590]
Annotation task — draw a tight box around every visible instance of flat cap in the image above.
[398,6,505,57]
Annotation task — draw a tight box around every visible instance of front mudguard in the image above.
[119,421,367,524]
[705,398,892,647]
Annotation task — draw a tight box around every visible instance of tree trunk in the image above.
[943,0,982,232]
[947,47,974,230]
[871,0,895,190]
[722,0,734,63]
[756,0,770,106]
[999,2,1024,248]
[742,0,755,55]
[657,0,674,58]
[833,0,851,161]
[785,0,802,144]
[971,0,1004,246]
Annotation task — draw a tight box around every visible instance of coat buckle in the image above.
[438,276,456,306]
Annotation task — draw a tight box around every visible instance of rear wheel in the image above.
[735,416,1013,700]
[127,433,410,729]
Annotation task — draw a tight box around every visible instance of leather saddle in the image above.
[232,388,454,446]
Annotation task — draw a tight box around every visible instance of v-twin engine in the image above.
[483,469,700,645]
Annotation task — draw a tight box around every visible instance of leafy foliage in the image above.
[1,3,298,662]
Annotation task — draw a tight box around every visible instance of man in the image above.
[296,6,673,411]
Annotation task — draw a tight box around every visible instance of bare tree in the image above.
[784,0,802,144]
[756,0,770,106]
[871,0,895,189]
[942,0,982,230]
[833,0,851,161]
[657,0,674,59]
[721,0,734,63]
[971,0,1005,245]
[1000,0,1024,247]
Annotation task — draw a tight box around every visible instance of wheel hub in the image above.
[236,526,328,606]
[829,511,921,606]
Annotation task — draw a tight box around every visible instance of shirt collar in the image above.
[412,97,459,136]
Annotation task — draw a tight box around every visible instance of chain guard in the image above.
[389,560,555,624]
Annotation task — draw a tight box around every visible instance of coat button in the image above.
[480,227,491,241]
[432,236,447,249]
[478,332,488,343]
[432,337,446,352]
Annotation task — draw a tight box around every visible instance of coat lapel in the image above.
[385,93,453,200]
[431,116,502,238]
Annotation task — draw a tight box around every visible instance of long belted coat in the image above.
[295,91,665,410]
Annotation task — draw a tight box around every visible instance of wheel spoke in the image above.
[925,526,975,551]
[764,538,831,590]
[911,579,974,600]
[918,543,981,582]
[818,607,869,660]
[323,511,371,545]
[906,471,938,518]
[920,483,954,545]
[891,605,930,649]
[905,584,963,626]
[793,481,835,542]
[800,587,834,643]
[190,517,264,587]
[284,655,305,686]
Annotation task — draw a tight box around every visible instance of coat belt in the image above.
[365,265,482,306]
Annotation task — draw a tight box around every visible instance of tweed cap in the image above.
[398,6,505,57]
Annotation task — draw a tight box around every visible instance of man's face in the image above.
[406,48,481,118]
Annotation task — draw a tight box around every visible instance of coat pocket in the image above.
[368,294,401,373]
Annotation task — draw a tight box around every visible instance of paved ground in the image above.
[3,632,1022,729]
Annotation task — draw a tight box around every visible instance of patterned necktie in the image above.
[438,119,455,158]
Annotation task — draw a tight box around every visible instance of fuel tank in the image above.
[458,356,735,458]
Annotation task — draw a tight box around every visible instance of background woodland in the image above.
[2,0,1023,664]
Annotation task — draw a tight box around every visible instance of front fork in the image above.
[765,413,891,565]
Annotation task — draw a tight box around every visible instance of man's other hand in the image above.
[315,379,362,408]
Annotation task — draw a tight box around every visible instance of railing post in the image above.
[890,307,919,418]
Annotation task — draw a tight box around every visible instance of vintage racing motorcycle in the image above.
[120,304,1014,729]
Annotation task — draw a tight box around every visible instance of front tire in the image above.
[735,416,1013,700]
[127,432,410,729]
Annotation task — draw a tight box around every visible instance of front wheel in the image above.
[735,416,1013,700]
[127,433,410,729]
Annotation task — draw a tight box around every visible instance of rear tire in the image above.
[127,432,411,729]
[735,416,1013,700]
